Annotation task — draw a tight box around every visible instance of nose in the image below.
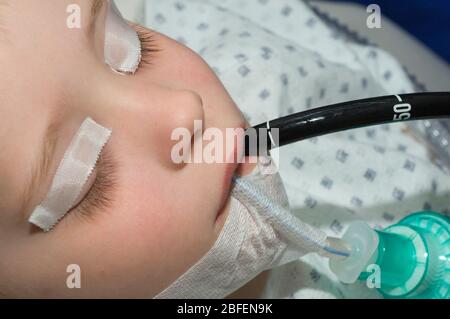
[154,89,206,167]
[93,78,205,168]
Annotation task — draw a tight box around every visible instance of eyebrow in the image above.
[22,112,63,218]
[88,0,106,36]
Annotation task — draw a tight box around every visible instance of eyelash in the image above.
[134,25,161,70]
[68,26,155,221]
[69,147,117,222]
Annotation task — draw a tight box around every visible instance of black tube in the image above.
[244,92,450,156]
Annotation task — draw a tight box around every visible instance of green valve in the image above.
[329,211,450,299]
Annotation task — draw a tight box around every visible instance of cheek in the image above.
[75,168,217,293]
[136,31,246,130]
[143,32,223,92]
[7,170,217,297]
[112,168,216,256]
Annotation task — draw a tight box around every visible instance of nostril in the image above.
[163,89,206,168]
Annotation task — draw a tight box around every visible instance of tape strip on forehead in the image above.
[28,118,112,231]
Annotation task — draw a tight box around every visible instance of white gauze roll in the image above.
[155,156,328,299]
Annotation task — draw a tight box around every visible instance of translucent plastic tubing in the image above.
[231,176,351,259]
[232,175,450,298]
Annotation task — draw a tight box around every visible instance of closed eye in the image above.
[68,146,118,223]
[133,25,161,71]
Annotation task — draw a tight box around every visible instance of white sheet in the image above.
[117,0,450,299]
[307,0,450,92]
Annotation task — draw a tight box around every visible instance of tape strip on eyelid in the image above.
[28,118,112,232]
[104,0,142,74]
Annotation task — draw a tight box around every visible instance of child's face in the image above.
[0,0,251,298]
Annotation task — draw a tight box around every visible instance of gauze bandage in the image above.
[28,118,112,231]
[155,157,330,299]
[104,0,142,74]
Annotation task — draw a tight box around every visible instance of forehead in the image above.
[0,0,101,218]
[0,88,48,212]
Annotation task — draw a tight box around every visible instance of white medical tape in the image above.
[104,0,142,74]
[28,118,112,231]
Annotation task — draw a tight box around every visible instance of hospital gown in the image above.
[118,0,450,299]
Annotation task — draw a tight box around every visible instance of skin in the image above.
[0,0,255,298]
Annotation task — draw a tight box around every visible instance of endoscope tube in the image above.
[245,92,450,156]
